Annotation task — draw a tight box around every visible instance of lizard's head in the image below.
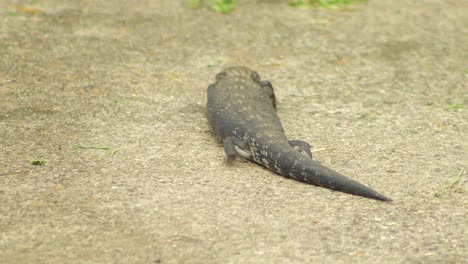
[215,66,261,83]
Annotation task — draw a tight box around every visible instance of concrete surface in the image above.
[0,0,467,263]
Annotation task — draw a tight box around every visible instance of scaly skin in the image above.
[207,66,391,202]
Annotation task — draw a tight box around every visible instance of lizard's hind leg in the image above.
[289,140,313,159]
[223,137,251,160]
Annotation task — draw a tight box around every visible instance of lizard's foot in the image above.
[223,137,251,160]
[258,80,277,108]
[289,140,313,159]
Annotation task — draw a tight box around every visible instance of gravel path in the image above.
[1,1,466,263]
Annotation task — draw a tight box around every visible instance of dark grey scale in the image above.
[207,66,391,202]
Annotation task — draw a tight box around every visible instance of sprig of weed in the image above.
[74,144,113,150]
[288,0,365,8]
[447,103,463,111]
[29,159,47,166]
[435,168,466,197]
[188,0,238,14]
[74,144,120,156]
[188,0,204,8]
[114,100,125,105]
[216,0,237,14]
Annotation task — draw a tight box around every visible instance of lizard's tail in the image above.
[301,159,391,201]
[267,148,391,202]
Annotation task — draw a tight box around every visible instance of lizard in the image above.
[207,66,391,202]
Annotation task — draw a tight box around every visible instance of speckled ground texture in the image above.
[0,0,466,263]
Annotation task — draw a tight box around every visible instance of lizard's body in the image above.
[207,66,390,201]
